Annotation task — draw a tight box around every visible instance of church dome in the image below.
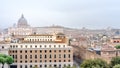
[17,14,29,27]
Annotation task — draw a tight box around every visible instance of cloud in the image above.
[0,0,120,29]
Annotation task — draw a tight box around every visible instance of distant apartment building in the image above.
[5,33,73,68]
[101,45,116,63]
[70,36,88,48]
[110,36,120,46]
[0,43,10,55]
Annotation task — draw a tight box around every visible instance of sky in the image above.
[0,0,120,29]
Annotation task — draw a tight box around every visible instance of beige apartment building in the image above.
[8,33,73,68]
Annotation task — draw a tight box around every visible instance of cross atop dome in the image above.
[21,14,24,18]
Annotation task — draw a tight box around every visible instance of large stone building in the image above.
[0,33,73,68]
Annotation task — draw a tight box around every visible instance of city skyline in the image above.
[0,0,120,29]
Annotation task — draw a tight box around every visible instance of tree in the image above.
[80,58,109,68]
[0,57,6,68]
[6,56,14,68]
[113,64,120,68]
[110,57,120,67]
[115,45,120,49]
[0,54,14,68]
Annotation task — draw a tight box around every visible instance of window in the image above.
[35,60,37,63]
[12,55,14,58]
[30,39,31,41]
[59,45,60,47]
[30,65,32,68]
[45,45,46,48]
[15,55,17,59]
[13,50,14,53]
[59,54,61,58]
[20,50,22,53]
[20,61,22,63]
[49,54,52,58]
[40,65,42,68]
[20,55,22,59]
[45,50,47,53]
[59,50,61,52]
[35,50,37,53]
[40,60,42,62]
[9,51,11,53]
[13,45,15,48]
[30,55,32,59]
[2,46,4,49]
[54,50,56,52]
[68,54,70,58]
[10,45,12,48]
[64,64,66,67]
[44,65,47,67]
[40,55,42,58]
[54,60,56,62]
[64,50,66,52]
[40,50,42,53]
[35,55,37,58]
[30,60,32,63]
[64,54,66,58]
[30,50,32,53]
[49,50,52,52]
[49,60,52,62]
[68,60,71,62]
[54,64,57,67]
[59,64,61,68]
[68,64,71,67]
[15,50,17,53]
[21,45,22,48]
[114,41,116,43]
[25,50,27,53]
[25,65,27,68]
[59,60,61,62]
[20,65,22,68]
[54,55,56,58]
[16,45,18,48]
[35,45,37,48]
[45,55,47,58]
[25,61,27,63]
[15,60,17,63]
[25,55,27,59]
[25,45,27,48]
[45,60,47,62]
[54,45,56,47]
[68,50,71,52]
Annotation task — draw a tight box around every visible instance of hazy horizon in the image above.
[0,0,120,29]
